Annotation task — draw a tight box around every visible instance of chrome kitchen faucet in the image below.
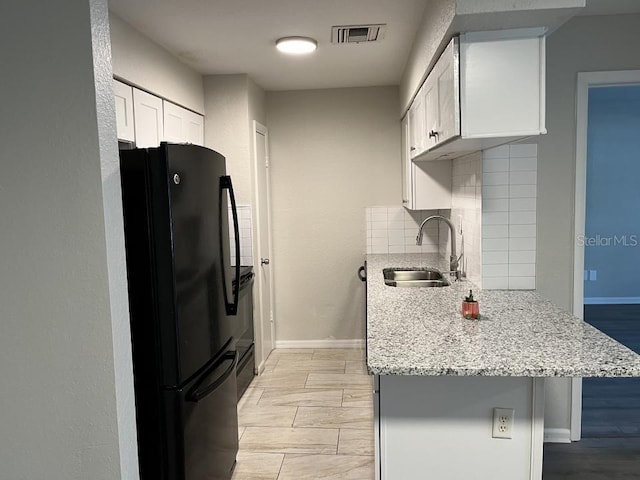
[416,215,463,279]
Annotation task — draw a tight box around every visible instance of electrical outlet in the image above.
[492,408,514,439]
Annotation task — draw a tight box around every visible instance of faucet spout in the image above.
[416,215,460,274]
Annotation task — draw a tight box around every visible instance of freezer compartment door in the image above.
[161,350,239,480]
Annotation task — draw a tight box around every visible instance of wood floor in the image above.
[543,304,640,479]
[583,304,640,438]
[232,348,374,479]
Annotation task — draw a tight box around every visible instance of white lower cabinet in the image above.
[376,375,545,480]
[132,88,164,148]
[163,100,204,146]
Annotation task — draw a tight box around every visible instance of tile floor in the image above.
[232,348,375,480]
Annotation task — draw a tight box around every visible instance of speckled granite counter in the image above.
[366,253,640,377]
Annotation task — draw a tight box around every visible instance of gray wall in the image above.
[584,86,640,301]
[537,13,640,431]
[110,12,205,113]
[266,87,401,342]
[0,0,136,478]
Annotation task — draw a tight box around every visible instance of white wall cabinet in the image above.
[163,100,204,146]
[402,115,452,211]
[412,28,546,162]
[113,80,135,142]
[132,88,164,148]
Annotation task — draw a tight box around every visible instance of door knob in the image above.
[261,258,270,265]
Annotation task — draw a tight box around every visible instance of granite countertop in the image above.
[366,253,640,377]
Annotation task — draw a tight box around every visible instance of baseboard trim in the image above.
[274,339,365,349]
[584,296,640,305]
[544,428,571,444]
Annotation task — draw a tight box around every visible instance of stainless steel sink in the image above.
[382,267,450,288]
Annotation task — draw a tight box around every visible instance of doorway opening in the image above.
[573,73,640,441]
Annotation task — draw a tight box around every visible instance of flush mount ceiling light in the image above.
[275,36,318,54]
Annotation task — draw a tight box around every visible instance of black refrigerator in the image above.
[120,143,241,480]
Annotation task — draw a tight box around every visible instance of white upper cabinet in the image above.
[163,100,204,146]
[133,88,164,148]
[402,114,452,211]
[113,80,135,142]
[412,28,546,162]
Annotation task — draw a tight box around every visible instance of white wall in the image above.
[266,87,401,342]
[203,74,266,207]
[537,13,640,434]
[0,1,135,478]
[110,12,204,113]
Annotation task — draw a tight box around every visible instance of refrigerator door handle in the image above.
[219,175,241,315]
[187,351,238,403]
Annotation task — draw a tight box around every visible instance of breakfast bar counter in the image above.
[365,253,640,480]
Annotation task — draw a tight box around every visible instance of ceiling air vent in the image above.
[331,24,387,44]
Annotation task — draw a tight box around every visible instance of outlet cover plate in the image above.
[492,407,514,439]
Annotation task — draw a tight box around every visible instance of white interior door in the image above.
[253,121,275,370]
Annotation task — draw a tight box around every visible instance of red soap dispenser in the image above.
[462,290,479,319]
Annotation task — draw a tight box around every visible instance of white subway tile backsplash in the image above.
[483,264,509,277]
[389,245,406,254]
[483,212,509,225]
[509,263,536,277]
[483,277,509,289]
[371,213,388,222]
[509,157,537,172]
[483,144,510,159]
[509,224,537,238]
[483,172,510,186]
[509,250,536,264]
[482,144,538,291]
[482,185,510,199]
[483,251,509,265]
[370,228,388,239]
[509,237,537,251]
[483,238,509,251]
[229,205,253,267]
[482,198,509,213]
[482,225,509,239]
[509,143,538,158]
[509,171,537,185]
[509,210,536,225]
[388,220,404,230]
[509,198,537,212]
[509,184,537,198]
[483,157,509,172]
[508,276,536,290]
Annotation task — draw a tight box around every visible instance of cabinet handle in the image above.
[428,130,439,139]
[410,146,416,151]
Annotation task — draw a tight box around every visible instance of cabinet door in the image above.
[133,88,164,148]
[113,80,135,142]
[163,101,205,146]
[422,73,438,151]
[435,37,460,145]
[408,86,425,159]
[401,115,413,209]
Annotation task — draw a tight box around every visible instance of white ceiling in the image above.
[108,0,640,92]
[108,0,428,91]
